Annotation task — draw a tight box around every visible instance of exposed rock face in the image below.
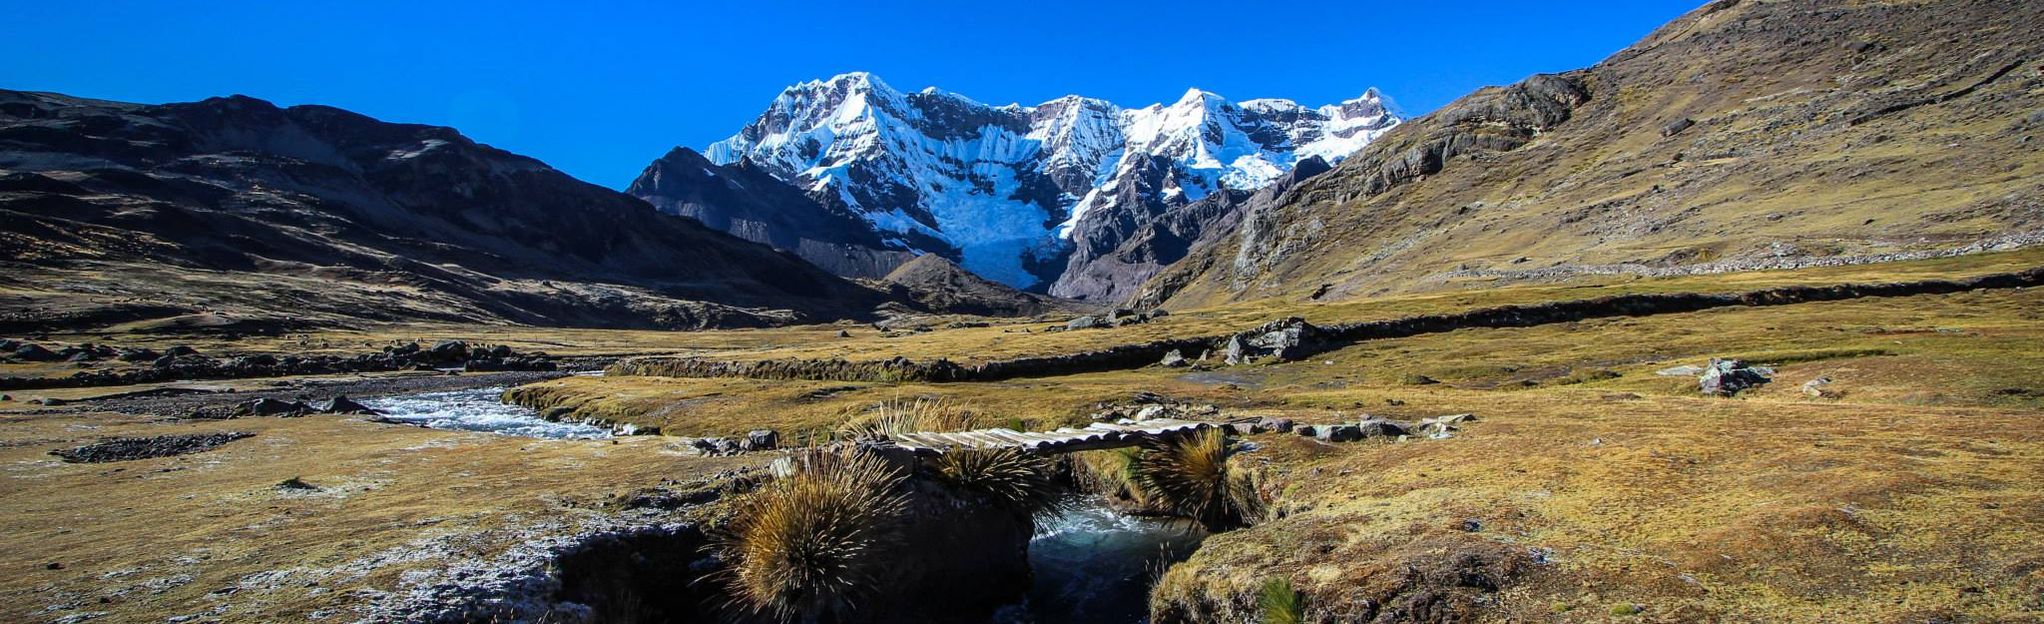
[0,90,888,330]
[1223,317,1332,365]
[1134,0,2044,309]
[626,147,915,278]
[686,72,1400,289]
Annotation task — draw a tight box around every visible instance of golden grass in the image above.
[1130,429,1263,531]
[717,448,908,622]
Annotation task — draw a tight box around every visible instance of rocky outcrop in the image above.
[877,255,1080,317]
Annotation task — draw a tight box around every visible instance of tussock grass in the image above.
[836,397,984,441]
[931,447,1068,522]
[1258,577,1304,624]
[1131,429,1264,531]
[717,447,909,622]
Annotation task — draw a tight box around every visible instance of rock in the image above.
[11,343,59,361]
[240,397,311,416]
[1133,405,1168,421]
[1801,376,1840,399]
[1158,349,1189,368]
[1315,424,1364,442]
[1148,309,1169,318]
[427,340,470,362]
[1258,416,1296,433]
[744,429,778,451]
[1661,117,1694,137]
[0,339,16,351]
[51,432,255,463]
[1223,317,1330,364]
[837,330,852,338]
[1401,374,1440,385]
[1699,358,1773,396]
[116,348,160,362]
[1357,418,1409,438]
[37,396,68,406]
[309,396,378,414]
[163,345,198,357]
[1294,425,1319,438]
[1066,315,1101,330]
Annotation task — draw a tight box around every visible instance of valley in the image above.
[2,0,2040,622]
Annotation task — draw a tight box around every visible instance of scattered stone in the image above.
[743,429,779,451]
[1294,425,1319,438]
[1222,317,1331,365]
[1315,424,1364,442]
[1158,349,1189,368]
[1257,416,1296,433]
[1801,376,1840,399]
[1357,418,1410,438]
[11,343,59,361]
[239,397,311,417]
[308,396,378,414]
[1700,358,1773,396]
[1661,117,1695,137]
[277,477,317,490]
[45,561,63,570]
[1401,374,1440,385]
[51,432,255,463]
[37,396,68,406]
[1417,413,1477,437]
[1065,315,1101,330]
[837,330,852,338]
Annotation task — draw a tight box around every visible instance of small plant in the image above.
[1130,428,1263,531]
[717,447,909,622]
[931,447,1067,522]
[1070,447,1149,506]
[1257,577,1304,624]
[836,397,982,441]
[1610,602,1643,616]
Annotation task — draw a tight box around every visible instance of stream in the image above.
[1024,499,1206,623]
[360,387,611,440]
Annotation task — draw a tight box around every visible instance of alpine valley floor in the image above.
[1,249,2041,622]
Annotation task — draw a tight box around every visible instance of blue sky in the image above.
[2,0,1701,189]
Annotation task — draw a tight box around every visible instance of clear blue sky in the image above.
[2,0,1702,189]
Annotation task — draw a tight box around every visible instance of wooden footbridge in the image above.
[888,419,1218,456]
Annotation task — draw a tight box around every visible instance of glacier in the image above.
[699,72,1399,289]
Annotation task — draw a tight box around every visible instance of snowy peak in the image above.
[682,74,1401,289]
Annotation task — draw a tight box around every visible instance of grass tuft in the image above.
[836,397,983,441]
[931,447,1068,522]
[1258,577,1304,624]
[1130,428,1263,531]
[717,447,909,622]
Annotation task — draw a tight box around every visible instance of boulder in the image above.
[837,329,852,338]
[309,396,378,414]
[163,345,198,357]
[427,340,470,362]
[1357,418,1410,438]
[1158,349,1189,368]
[1315,424,1364,442]
[11,344,59,361]
[240,397,311,416]
[1661,117,1695,137]
[1700,358,1773,396]
[1257,416,1296,433]
[1294,424,1319,438]
[1801,376,1840,399]
[1065,315,1101,330]
[116,348,160,362]
[744,429,779,451]
[1223,317,1331,365]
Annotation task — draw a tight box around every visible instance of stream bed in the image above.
[1024,500,1206,623]
[360,387,611,440]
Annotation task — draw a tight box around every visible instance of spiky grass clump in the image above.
[932,447,1068,521]
[719,448,909,622]
[1258,577,1304,624]
[1130,428,1263,531]
[837,397,982,441]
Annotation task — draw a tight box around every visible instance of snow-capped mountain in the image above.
[657,72,1399,292]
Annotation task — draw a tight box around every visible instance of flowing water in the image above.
[360,387,611,440]
[1025,500,1206,623]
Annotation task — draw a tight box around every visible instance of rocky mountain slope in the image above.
[640,73,1399,293]
[0,90,888,331]
[626,147,915,278]
[1133,0,2044,310]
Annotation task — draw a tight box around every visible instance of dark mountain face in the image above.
[625,147,916,279]
[0,90,887,330]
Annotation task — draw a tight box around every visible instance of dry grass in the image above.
[716,447,909,622]
[835,397,986,442]
[929,447,1067,522]
[1131,429,1263,531]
